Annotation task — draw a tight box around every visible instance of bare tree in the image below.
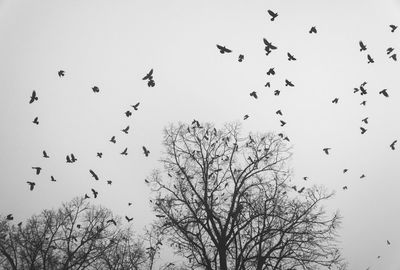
[149,122,346,270]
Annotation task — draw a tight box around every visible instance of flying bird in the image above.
[389,24,398,32]
[32,167,42,175]
[216,44,232,54]
[387,47,394,55]
[84,194,90,199]
[147,79,155,87]
[323,148,331,155]
[107,219,117,226]
[131,102,140,110]
[6,214,13,220]
[97,152,103,158]
[29,90,38,104]
[142,69,153,80]
[343,169,348,173]
[379,89,389,97]
[332,98,339,104]
[285,79,294,87]
[360,127,367,134]
[287,52,296,61]
[243,114,249,120]
[280,120,286,127]
[303,177,308,181]
[387,240,391,245]
[92,86,99,93]
[249,91,258,99]
[359,41,367,51]
[27,181,36,191]
[42,151,49,158]
[91,188,98,198]
[267,10,278,21]
[389,54,397,61]
[367,54,374,64]
[276,110,282,115]
[265,82,270,87]
[58,70,65,77]
[121,147,128,155]
[274,90,280,96]
[238,54,244,62]
[122,126,130,134]
[125,216,133,222]
[107,180,112,185]
[110,136,116,144]
[33,117,39,125]
[390,140,397,150]
[309,26,317,34]
[267,68,275,75]
[360,101,367,106]
[50,176,56,182]
[66,155,72,163]
[362,117,369,124]
[89,170,99,180]
[71,154,77,163]
[342,186,348,190]
[143,146,150,157]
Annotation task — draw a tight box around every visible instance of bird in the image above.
[91,188,98,198]
[6,214,13,220]
[276,110,282,115]
[125,111,132,117]
[389,54,397,61]
[303,177,308,181]
[131,102,140,110]
[274,90,280,96]
[323,148,331,155]
[142,69,153,80]
[145,179,149,184]
[71,154,77,163]
[389,24,398,32]
[359,41,367,51]
[110,136,116,144]
[267,10,278,21]
[360,127,367,134]
[298,187,305,193]
[249,91,258,99]
[343,169,348,173]
[280,120,286,127]
[33,117,39,125]
[122,126,130,134]
[362,117,369,124]
[387,240,391,245]
[360,174,366,179]
[121,148,128,155]
[243,114,249,120]
[238,54,244,62]
[292,185,297,191]
[387,47,394,55]
[89,170,99,181]
[128,202,132,206]
[332,98,339,104]
[17,222,22,227]
[216,44,232,54]
[143,146,150,157]
[92,86,100,93]
[50,176,56,182]
[147,79,155,87]
[58,70,65,77]
[107,180,112,185]
[266,68,275,75]
[29,90,38,104]
[342,186,348,190]
[27,181,36,191]
[125,216,133,222]
[97,152,103,158]
[84,194,90,199]
[263,38,277,50]
[367,54,374,63]
[309,26,317,34]
[265,82,270,87]
[66,155,72,163]
[285,79,294,87]
[107,219,117,226]
[390,140,397,150]
[42,151,50,158]
[287,52,296,61]
[379,89,389,97]
[32,167,42,175]
[360,101,367,106]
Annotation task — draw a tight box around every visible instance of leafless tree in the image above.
[149,122,346,270]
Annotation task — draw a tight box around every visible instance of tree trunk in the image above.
[219,247,228,270]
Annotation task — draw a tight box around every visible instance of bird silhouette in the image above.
[280,120,286,127]
[97,152,103,158]
[125,111,132,117]
[121,148,128,155]
[267,10,278,21]
[367,54,374,63]
[89,170,99,180]
[285,79,294,87]
[216,45,232,54]
[107,219,117,226]
[142,69,153,80]
[110,136,116,144]
[32,167,42,175]
[389,54,397,61]
[359,85,367,95]
[276,110,282,115]
[91,188,98,198]
[266,68,275,75]
[131,102,140,110]
[362,117,369,124]
[250,91,258,99]
[390,140,397,150]
[42,151,49,158]
[360,127,367,134]
[323,148,331,155]
[298,187,305,193]
[122,126,130,134]
[66,155,72,163]
[359,41,367,51]
[387,47,394,55]
[292,185,297,191]
[148,79,155,87]
[92,86,99,93]
[243,114,249,120]
[33,117,39,125]
[6,214,13,220]
[360,174,366,179]
[29,90,38,104]
[145,179,149,184]
[309,26,317,34]
[58,70,65,77]
[287,53,297,61]
[50,176,56,182]
[303,177,308,181]
[332,98,339,104]
[342,186,348,190]
[27,181,36,191]
[389,24,398,32]
[360,101,367,106]
[107,180,112,185]
[238,54,244,62]
[379,89,389,97]
[265,82,270,87]
[387,240,391,245]
[84,194,90,199]
[263,38,277,50]
[125,216,133,222]
[143,146,150,157]
[343,169,348,173]
[71,153,77,163]
[128,202,132,206]
[274,90,280,96]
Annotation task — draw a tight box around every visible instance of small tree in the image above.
[149,122,346,270]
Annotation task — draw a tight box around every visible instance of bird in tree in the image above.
[367,54,374,63]
[6,214,13,220]
[267,9,278,21]
[143,69,154,80]
[285,79,294,87]
[249,91,258,99]
[379,89,389,97]
[33,117,39,125]
[323,148,331,155]
[359,41,367,51]
[216,45,232,54]
[389,24,398,32]
[29,90,38,104]
[92,86,100,93]
[287,52,297,61]
[42,150,50,158]
[58,70,65,77]
[298,187,305,193]
[32,167,42,175]
[131,102,140,110]
[89,170,99,181]
[27,181,36,191]
[50,176,56,182]
[390,140,397,150]
[91,188,98,198]
[125,216,133,222]
[238,54,244,62]
[148,79,155,87]
[360,127,367,134]
[110,136,116,144]
[121,147,128,156]
[332,98,339,104]
[309,26,317,34]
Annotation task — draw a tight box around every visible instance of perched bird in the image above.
[267,9,278,21]
[287,52,296,61]
[122,126,130,134]
[6,214,13,220]
[125,216,133,222]
[359,41,367,51]
[32,167,42,175]
[309,26,317,34]
[107,180,112,185]
[390,140,397,150]
[343,169,348,173]
[332,98,339,104]
[367,54,374,64]
[107,219,117,226]
[50,176,56,182]
[360,174,366,179]
[387,47,394,55]
[249,91,258,99]
[362,117,369,124]
[29,90,38,104]
[360,127,367,134]
[121,147,128,155]
[33,117,39,125]
[280,120,286,127]
[342,186,348,190]
[42,151,49,158]
[110,136,116,144]
[58,70,65,77]
[142,69,154,80]
[389,24,398,32]
[238,54,244,62]
[125,111,132,117]
[379,89,389,97]
[285,79,294,87]
[323,148,331,155]
[143,146,150,157]
[91,188,98,198]
[274,90,280,96]
[266,68,275,75]
[92,86,100,93]
[89,170,99,181]
[27,181,36,191]
[389,54,397,61]
[276,110,282,115]
[131,102,140,110]
[97,152,103,158]
[216,44,232,54]
[243,114,249,120]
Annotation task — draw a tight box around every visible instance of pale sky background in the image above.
[0,0,400,269]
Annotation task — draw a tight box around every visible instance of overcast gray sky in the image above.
[1,0,400,269]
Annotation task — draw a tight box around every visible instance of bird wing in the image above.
[267,10,276,17]
[142,69,153,80]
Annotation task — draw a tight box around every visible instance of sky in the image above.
[0,0,400,269]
